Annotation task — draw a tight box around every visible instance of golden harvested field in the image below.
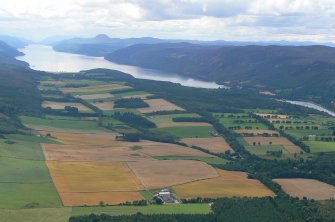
[181,137,233,154]
[174,169,275,199]
[137,99,184,113]
[76,93,114,100]
[42,101,91,111]
[90,101,115,110]
[256,113,289,119]
[43,144,151,162]
[157,122,211,128]
[235,129,279,136]
[273,178,335,200]
[61,84,130,93]
[128,160,218,189]
[44,131,119,145]
[124,140,213,157]
[60,191,144,206]
[243,136,303,153]
[47,161,144,193]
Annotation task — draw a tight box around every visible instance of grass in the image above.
[285,129,333,138]
[0,208,71,222]
[155,156,229,165]
[245,145,288,156]
[140,190,154,200]
[305,141,335,153]
[0,183,62,209]
[0,134,62,209]
[214,113,268,130]
[71,204,212,216]
[153,126,216,138]
[20,116,103,132]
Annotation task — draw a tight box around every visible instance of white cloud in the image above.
[0,0,335,42]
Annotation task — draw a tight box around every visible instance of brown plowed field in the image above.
[243,136,303,153]
[137,99,184,113]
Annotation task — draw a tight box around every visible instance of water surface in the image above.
[18,44,224,89]
[280,100,335,117]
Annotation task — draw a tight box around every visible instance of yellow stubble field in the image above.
[181,137,234,154]
[174,169,275,199]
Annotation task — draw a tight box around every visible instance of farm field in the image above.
[153,126,216,138]
[174,169,275,199]
[20,116,103,132]
[235,129,279,136]
[90,101,115,110]
[148,113,211,128]
[214,113,268,130]
[155,156,229,165]
[304,141,335,153]
[128,160,219,189]
[0,208,72,222]
[46,161,144,206]
[71,203,212,216]
[273,178,335,200]
[181,137,233,154]
[42,101,92,112]
[137,99,184,113]
[75,93,114,100]
[243,136,303,153]
[61,84,131,94]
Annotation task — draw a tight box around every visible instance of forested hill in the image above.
[0,35,31,49]
[0,40,28,67]
[105,43,335,92]
[53,34,168,56]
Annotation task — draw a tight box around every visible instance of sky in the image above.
[0,0,335,42]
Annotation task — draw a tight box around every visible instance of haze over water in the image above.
[18,44,224,89]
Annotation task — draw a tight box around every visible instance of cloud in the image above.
[0,0,334,42]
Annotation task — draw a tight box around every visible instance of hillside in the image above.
[53,34,168,56]
[0,40,29,67]
[105,43,335,105]
[0,35,31,48]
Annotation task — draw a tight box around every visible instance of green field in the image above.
[155,156,229,165]
[20,116,103,132]
[0,208,71,222]
[0,135,62,209]
[305,141,335,153]
[149,113,200,125]
[71,204,212,216]
[153,126,216,138]
[214,113,268,130]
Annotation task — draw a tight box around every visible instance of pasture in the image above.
[0,207,71,222]
[273,178,335,200]
[304,141,335,153]
[90,101,115,111]
[128,160,218,189]
[181,137,233,154]
[174,169,275,199]
[149,113,210,128]
[71,203,212,216]
[61,84,131,94]
[214,113,268,130]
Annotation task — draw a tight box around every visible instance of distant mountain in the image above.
[53,34,335,57]
[0,35,32,49]
[39,35,79,46]
[105,43,335,101]
[0,41,28,67]
[53,34,168,56]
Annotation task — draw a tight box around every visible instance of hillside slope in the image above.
[105,43,335,95]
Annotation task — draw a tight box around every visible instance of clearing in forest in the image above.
[127,160,218,189]
[273,178,335,200]
[174,169,275,198]
[181,137,233,154]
